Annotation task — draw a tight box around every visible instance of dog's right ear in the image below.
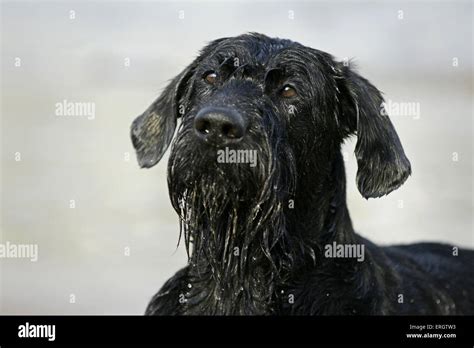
[130,64,196,168]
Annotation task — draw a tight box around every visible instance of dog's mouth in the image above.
[169,153,265,201]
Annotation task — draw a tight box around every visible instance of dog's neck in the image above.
[289,151,356,245]
[182,150,356,315]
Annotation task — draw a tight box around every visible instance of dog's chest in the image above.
[181,268,277,315]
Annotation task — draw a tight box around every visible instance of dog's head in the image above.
[131,33,410,202]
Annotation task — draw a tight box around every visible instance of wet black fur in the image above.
[131,33,474,315]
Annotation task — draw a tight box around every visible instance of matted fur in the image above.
[131,33,474,315]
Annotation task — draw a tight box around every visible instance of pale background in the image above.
[0,0,472,314]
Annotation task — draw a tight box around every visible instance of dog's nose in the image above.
[194,107,245,145]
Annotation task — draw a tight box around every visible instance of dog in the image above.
[131,33,474,315]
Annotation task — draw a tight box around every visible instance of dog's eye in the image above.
[281,85,297,98]
[204,71,217,84]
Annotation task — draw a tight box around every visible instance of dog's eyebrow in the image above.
[263,67,286,87]
[264,67,283,80]
[218,56,234,68]
[229,63,249,78]
[216,56,251,79]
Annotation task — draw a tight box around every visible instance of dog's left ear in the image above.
[337,64,411,198]
[130,64,195,168]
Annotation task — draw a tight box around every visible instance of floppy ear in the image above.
[338,65,411,199]
[130,65,195,168]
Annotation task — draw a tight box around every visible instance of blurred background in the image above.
[0,0,472,314]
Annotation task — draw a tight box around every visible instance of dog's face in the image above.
[131,33,411,203]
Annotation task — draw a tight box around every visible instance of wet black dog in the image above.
[131,33,474,315]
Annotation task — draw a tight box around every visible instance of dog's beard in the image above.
[167,114,297,314]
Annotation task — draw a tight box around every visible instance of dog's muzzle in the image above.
[194,106,246,147]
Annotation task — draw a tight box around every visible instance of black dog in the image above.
[131,33,474,315]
